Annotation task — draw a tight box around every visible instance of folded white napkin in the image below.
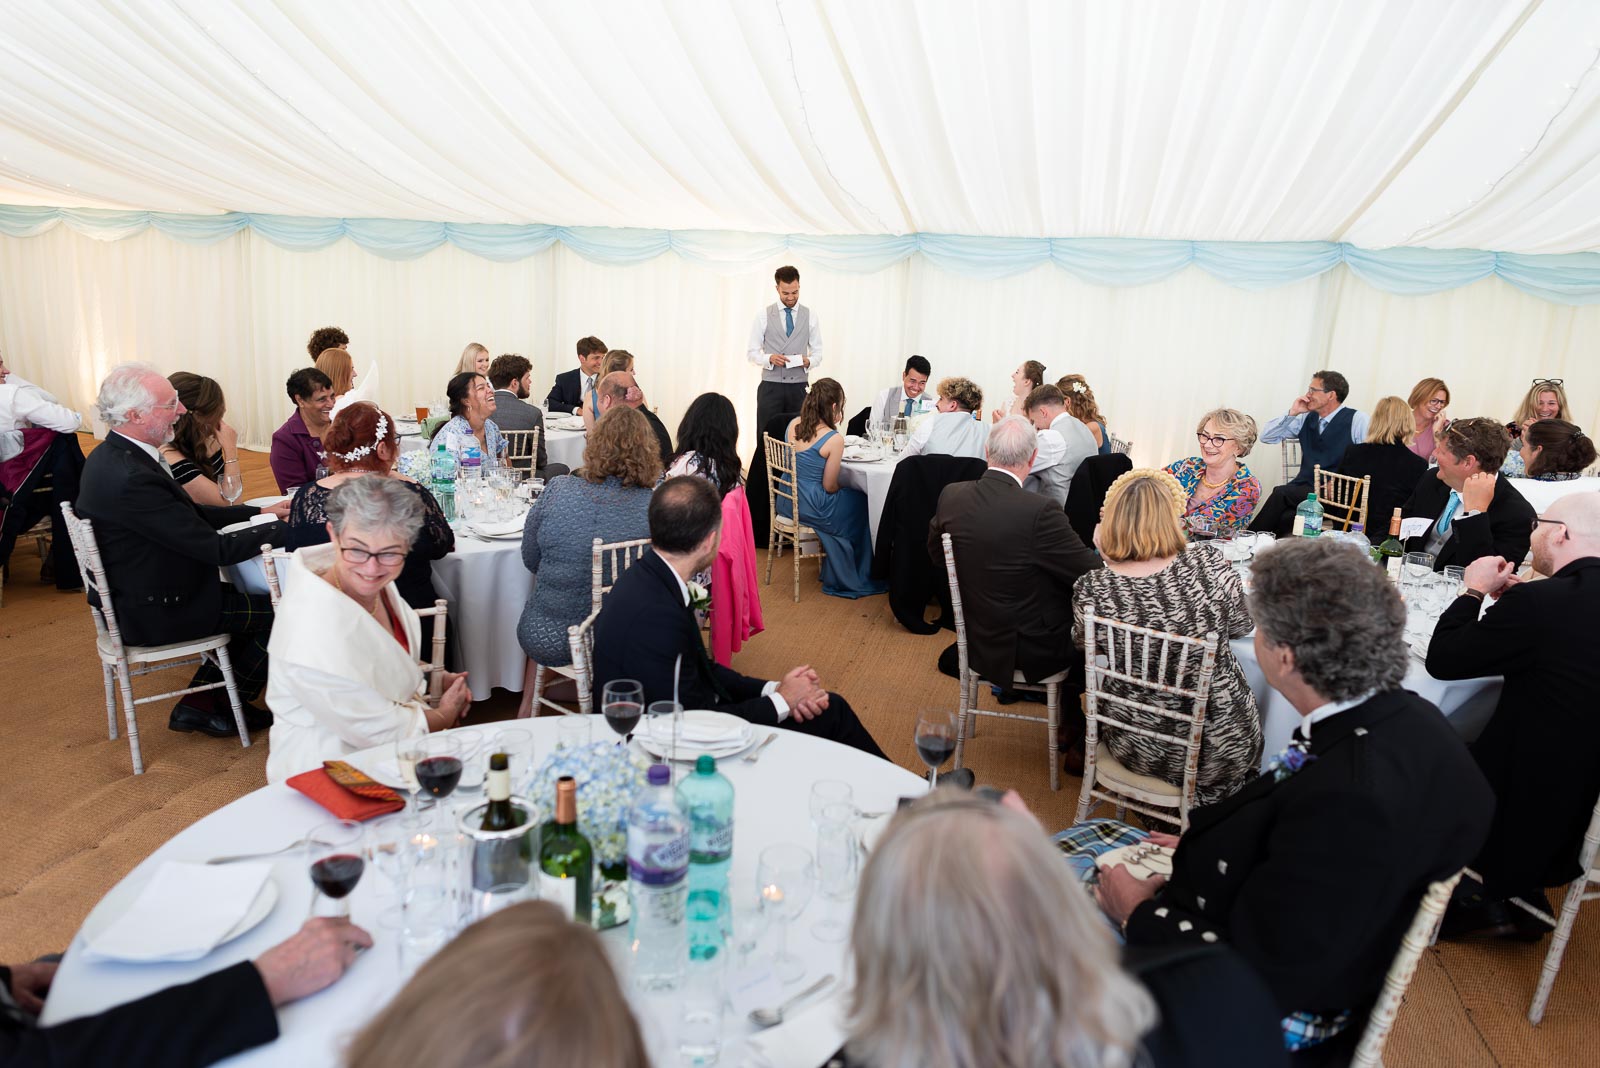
[471,512,529,537]
[84,861,272,963]
[842,446,878,462]
[648,715,749,746]
[550,415,587,432]
[744,996,848,1068]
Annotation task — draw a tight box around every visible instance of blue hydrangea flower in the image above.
[531,741,650,866]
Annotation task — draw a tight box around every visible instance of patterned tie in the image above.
[784,306,794,337]
[1436,489,1462,535]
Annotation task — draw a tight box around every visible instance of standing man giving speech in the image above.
[748,265,823,443]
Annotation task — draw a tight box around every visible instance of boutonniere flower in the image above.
[687,581,711,613]
[1263,735,1317,783]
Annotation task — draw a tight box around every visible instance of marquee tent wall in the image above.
[2,0,1598,477]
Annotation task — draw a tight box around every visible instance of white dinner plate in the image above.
[859,813,891,854]
[466,524,525,541]
[244,495,290,508]
[636,710,754,761]
[79,873,280,956]
[548,416,587,432]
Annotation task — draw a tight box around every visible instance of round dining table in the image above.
[397,412,587,473]
[41,720,925,1066]
[836,450,905,545]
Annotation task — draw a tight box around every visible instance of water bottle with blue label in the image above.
[629,764,689,990]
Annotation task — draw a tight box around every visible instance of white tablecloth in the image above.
[428,529,529,701]
[836,454,904,545]
[1507,475,1600,514]
[1231,634,1502,768]
[42,721,925,1067]
[398,415,586,475]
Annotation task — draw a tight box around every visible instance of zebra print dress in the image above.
[1072,545,1261,805]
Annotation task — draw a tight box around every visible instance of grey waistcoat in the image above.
[761,303,811,384]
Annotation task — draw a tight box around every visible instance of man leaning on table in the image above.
[592,475,887,758]
[1401,417,1534,571]
[0,917,369,1068]
[1431,493,1600,941]
[748,265,822,445]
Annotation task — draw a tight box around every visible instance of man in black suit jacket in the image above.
[1429,493,1600,939]
[596,371,673,467]
[75,365,290,737]
[1401,416,1533,569]
[1,917,368,1068]
[593,476,885,758]
[1094,539,1492,1042]
[545,335,606,414]
[487,354,568,479]
[927,416,1101,687]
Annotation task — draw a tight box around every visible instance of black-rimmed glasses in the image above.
[1531,517,1567,533]
[339,546,406,566]
[1196,432,1230,449]
[1532,378,1564,388]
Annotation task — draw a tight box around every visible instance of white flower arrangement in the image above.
[396,449,432,481]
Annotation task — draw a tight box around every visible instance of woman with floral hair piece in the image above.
[1057,373,1114,455]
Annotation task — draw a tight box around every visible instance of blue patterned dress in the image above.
[776,430,886,599]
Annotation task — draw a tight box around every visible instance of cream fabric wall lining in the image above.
[0,226,1594,496]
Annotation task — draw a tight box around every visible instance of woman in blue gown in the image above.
[777,378,887,599]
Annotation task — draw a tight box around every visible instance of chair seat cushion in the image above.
[1094,741,1180,804]
[102,632,230,664]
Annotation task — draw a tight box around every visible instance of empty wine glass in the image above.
[366,815,416,928]
[812,801,858,942]
[306,819,366,919]
[396,735,429,825]
[809,780,853,826]
[219,468,244,506]
[914,709,958,788]
[602,679,644,744]
[647,699,683,767]
[757,844,815,983]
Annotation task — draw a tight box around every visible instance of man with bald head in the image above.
[1430,492,1600,940]
[77,363,291,740]
[596,370,672,465]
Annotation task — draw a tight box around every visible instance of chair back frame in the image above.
[591,536,652,613]
[762,432,823,602]
[1076,607,1219,831]
[566,607,601,716]
[501,427,541,472]
[1280,439,1302,484]
[1350,872,1463,1067]
[940,533,1067,790]
[1313,464,1372,533]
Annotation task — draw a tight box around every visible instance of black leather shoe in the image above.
[169,697,272,737]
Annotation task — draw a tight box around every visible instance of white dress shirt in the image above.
[903,409,989,460]
[746,306,824,368]
[872,385,935,426]
[1030,413,1098,474]
[655,549,790,720]
[0,373,83,462]
[1298,689,1378,740]
[1259,405,1370,447]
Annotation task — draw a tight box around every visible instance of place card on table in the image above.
[1399,517,1434,540]
[728,959,786,1018]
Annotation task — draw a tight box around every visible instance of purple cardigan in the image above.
[268,410,326,493]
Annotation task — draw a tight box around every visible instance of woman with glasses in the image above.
[1162,408,1262,533]
[1405,377,1450,461]
[265,475,469,784]
[1334,396,1428,540]
[1502,378,1569,476]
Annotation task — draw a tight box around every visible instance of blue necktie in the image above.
[784,306,794,337]
[902,396,913,417]
[1436,490,1462,535]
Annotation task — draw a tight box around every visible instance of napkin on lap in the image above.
[83,861,272,962]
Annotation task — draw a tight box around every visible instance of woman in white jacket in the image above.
[265,476,470,784]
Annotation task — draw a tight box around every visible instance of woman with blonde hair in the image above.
[580,349,639,431]
[1503,378,1569,476]
[315,347,356,399]
[1073,469,1259,804]
[1162,408,1261,533]
[991,359,1047,422]
[780,377,885,598]
[1405,377,1450,461]
[346,901,647,1068]
[455,341,490,377]
[516,406,660,712]
[1058,373,1114,455]
[847,790,1160,1068]
[1336,396,1428,538]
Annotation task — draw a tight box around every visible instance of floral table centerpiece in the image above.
[530,739,649,929]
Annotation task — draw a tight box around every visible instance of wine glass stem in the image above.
[930,766,939,788]
[776,913,789,964]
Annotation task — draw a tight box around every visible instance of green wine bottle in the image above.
[1373,508,1405,578]
[474,752,531,892]
[539,775,594,924]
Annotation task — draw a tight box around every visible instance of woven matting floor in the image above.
[0,434,1592,1064]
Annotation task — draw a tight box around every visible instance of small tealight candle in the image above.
[761,884,784,908]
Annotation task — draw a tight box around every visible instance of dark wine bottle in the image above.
[473,752,531,892]
[539,775,594,924]
[1373,508,1405,577]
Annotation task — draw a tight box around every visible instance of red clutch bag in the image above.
[286,761,404,821]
